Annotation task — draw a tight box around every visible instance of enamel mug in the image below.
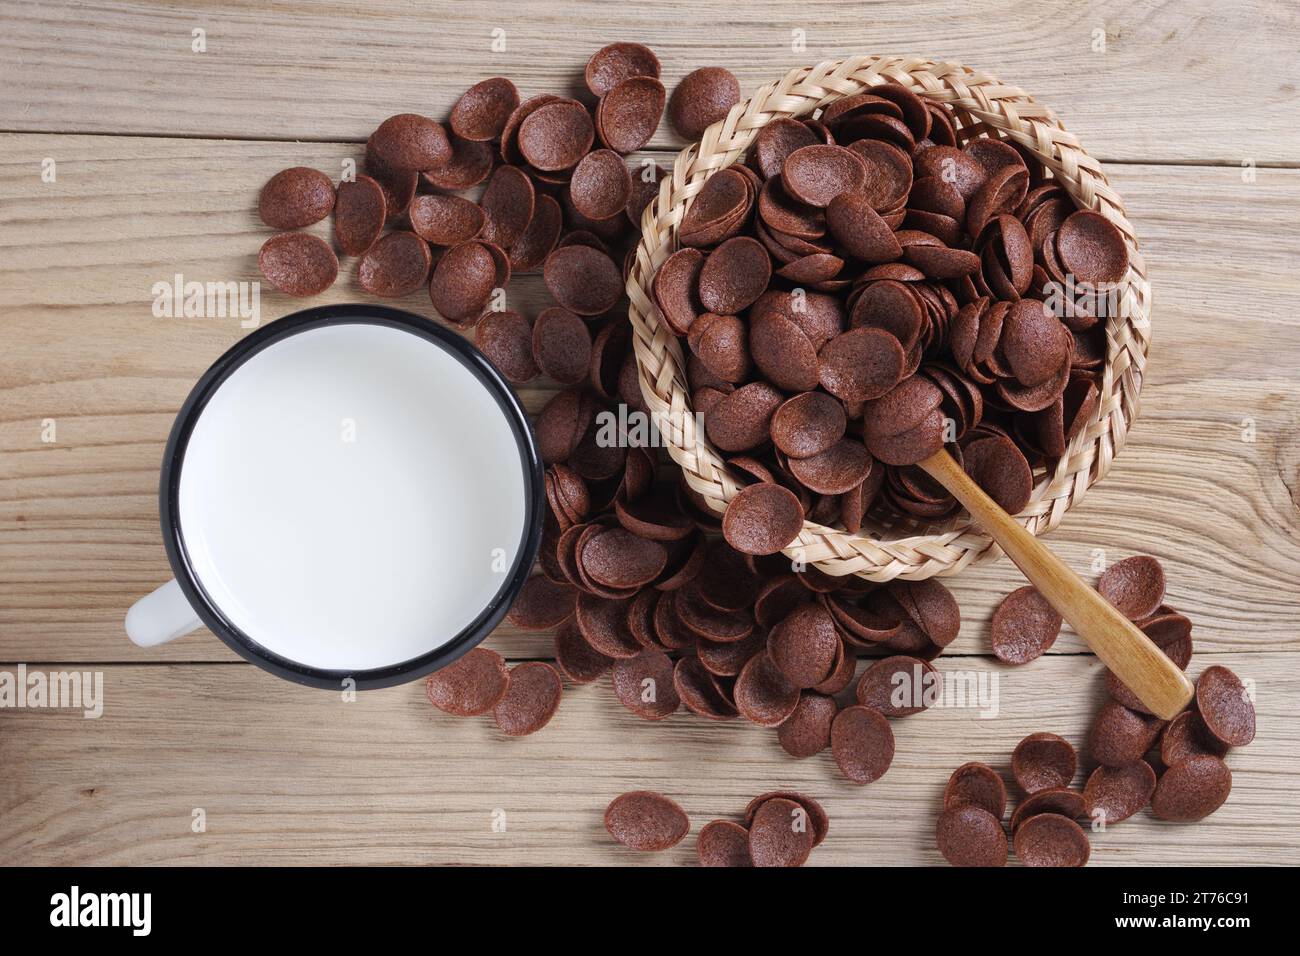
[125,305,543,689]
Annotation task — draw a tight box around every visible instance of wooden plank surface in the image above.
[3,138,1297,663]
[1,0,1298,867]
[0,656,1294,866]
[2,0,1299,163]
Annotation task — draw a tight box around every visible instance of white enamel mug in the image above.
[125,305,543,688]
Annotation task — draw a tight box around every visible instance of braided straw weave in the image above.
[624,56,1150,581]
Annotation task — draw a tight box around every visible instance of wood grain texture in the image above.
[2,138,1297,664]
[0,656,1293,865]
[1,0,1298,866]
[2,0,1299,162]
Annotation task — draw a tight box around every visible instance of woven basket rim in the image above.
[623,55,1150,581]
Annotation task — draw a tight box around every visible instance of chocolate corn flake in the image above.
[425,647,510,717]
[259,166,335,230]
[492,661,563,736]
[667,66,740,140]
[258,233,338,297]
[936,805,1007,867]
[696,820,752,867]
[604,791,689,850]
[1013,811,1090,867]
[1010,732,1077,794]
[943,762,1007,820]
[1082,760,1156,826]
[333,174,386,256]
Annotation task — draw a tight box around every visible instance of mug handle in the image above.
[125,579,203,647]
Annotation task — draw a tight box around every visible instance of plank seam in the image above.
[0,128,1296,168]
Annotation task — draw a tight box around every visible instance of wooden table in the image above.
[2,0,1297,867]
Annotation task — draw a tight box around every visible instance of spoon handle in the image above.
[918,449,1194,720]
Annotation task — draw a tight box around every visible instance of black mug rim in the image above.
[157,304,544,690]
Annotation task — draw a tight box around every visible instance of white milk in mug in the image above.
[126,308,542,687]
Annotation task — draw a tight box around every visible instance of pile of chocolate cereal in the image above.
[650,82,1125,544]
[249,46,1249,867]
[253,45,967,781]
[254,42,740,333]
[604,789,828,867]
[938,555,1256,866]
[255,46,1122,548]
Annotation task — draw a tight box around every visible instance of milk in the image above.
[177,322,527,671]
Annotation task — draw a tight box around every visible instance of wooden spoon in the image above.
[919,449,1194,720]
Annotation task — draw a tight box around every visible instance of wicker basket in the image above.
[624,55,1150,582]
